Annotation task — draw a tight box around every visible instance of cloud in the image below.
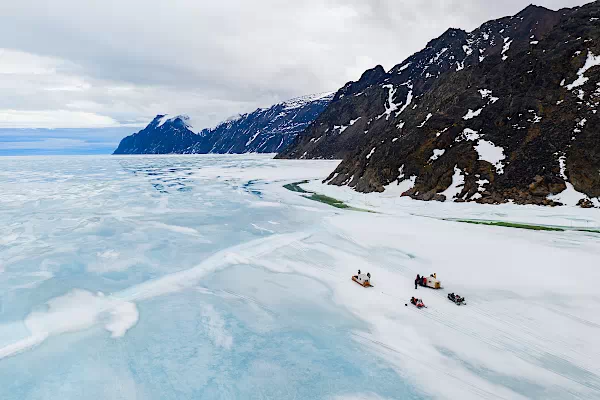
[0,109,119,129]
[0,0,591,133]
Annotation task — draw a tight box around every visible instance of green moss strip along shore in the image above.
[307,193,350,209]
[285,183,598,226]
[456,220,565,231]
[283,180,310,193]
[457,219,600,233]
[284,181,374,212]
[574,228,600,234]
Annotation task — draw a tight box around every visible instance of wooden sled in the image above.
[352,275,373,288]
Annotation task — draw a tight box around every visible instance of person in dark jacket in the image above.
[415,274,420,289]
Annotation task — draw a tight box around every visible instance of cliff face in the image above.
[113,93,333,155]
[278,3,600,207]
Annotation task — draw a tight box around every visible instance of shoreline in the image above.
[288,177,600,231]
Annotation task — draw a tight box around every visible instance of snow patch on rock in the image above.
[547,155,598,206]
[388,175,416,195]
[398,62,412,72]
[502,38,513,61]
[475,140,506,174]
[566,51,600,90]
[429,149,445,162]
[441,166,465,201]
[381,85,399,120]
[335,125,348,134]
[458,128,481,142]
[417,113,433,128]
[366,147,376,160]
[463,108,483,120]
[395,82,414,117]
[548,182,594,206]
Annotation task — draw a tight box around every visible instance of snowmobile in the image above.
[409,297,426,308]
[352,270,373,288]
[447,293,466,306]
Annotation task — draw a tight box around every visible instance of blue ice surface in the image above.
[0,155,422,400]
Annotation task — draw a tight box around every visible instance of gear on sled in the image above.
[447,293,466,306]
[418,273,442,289]
[352,269,373,288]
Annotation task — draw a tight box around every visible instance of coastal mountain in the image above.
[113,93,333,155]
[278,2,600,207]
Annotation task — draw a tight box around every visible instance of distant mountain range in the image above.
[279,2,600,207]
[113,93,333,155]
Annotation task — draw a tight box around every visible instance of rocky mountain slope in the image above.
[113,93,333,155]
[278,2,600,207]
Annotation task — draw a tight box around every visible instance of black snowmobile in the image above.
[447,293,466,306]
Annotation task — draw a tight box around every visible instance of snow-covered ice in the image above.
[0,155,599,400]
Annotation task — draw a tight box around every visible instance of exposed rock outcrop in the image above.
[279,2,600,207]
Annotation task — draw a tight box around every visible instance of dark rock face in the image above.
[113,93,333,155]
[278,2,600,207]
[113,115,198,154]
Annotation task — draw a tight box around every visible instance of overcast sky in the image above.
[0,0,591,153]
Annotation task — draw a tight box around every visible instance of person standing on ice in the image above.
[415,274,420,289]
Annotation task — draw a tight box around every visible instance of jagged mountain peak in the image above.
[424,28,467,49]
[113,92,333,155]
[516,3,552,16]
[334,65,387,101]
[150,114,197,131]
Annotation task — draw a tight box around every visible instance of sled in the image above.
[418,274,442,289]
[352,274,373,288]
[447,294,466,306]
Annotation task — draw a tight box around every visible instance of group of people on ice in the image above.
[409,273,466,308]
[414,273,441,289]
[351,269,466,308]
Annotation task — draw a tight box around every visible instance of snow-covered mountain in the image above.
[279,2,600,207]
[113,93,333,155]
